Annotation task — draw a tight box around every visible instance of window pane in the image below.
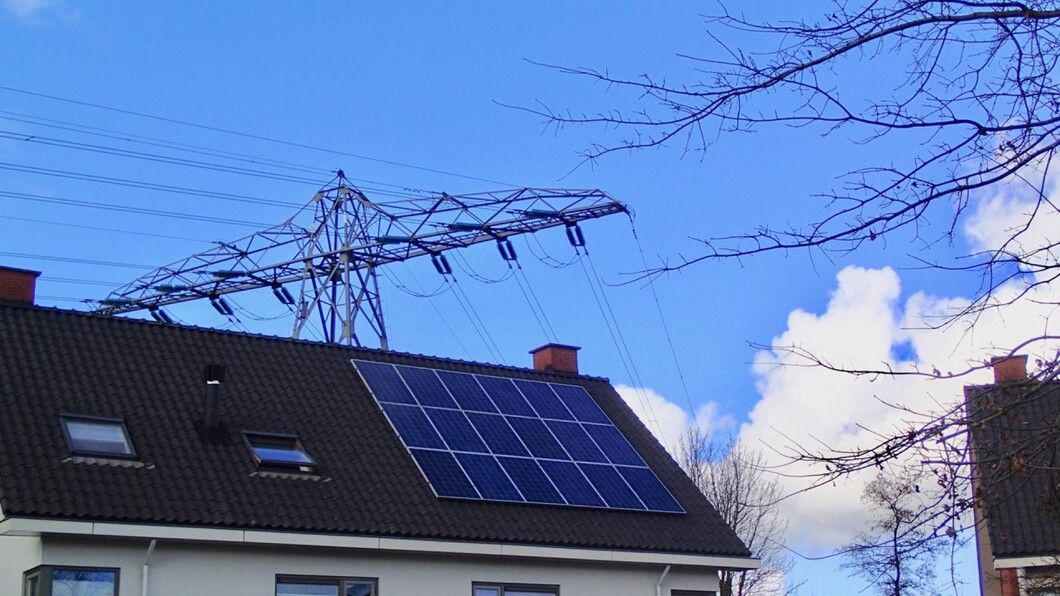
[345,582,373,596]
[51,569,117,596]
[64,419,132,456]
[246,434,314,468]
[277,582,339,596]
[506,591,556,596]
[474,588,500,596]
[252,444,314,464]
[23,574,39,596]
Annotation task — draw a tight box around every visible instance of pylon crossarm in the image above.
[96,174,627,349]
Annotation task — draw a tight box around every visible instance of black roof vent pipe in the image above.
[203,364,226,438]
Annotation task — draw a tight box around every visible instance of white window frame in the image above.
[473,583,559,596]
[23,565,120,596]
[275,574,377,595]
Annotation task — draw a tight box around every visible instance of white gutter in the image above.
[655,564,671,596]
[995,555,1060,569]
[142,539,157,596]
[0,517,759,571]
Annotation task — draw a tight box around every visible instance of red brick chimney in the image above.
[990,354,1028,383]
[530,343,580,374]
[0,266,41,304]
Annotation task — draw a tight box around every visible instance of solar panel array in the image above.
[352,359,683,513]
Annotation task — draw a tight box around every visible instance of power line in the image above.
[0,161,302,209]
[0,109,440,197]
[0,129,330,186]
[0,85,521,187]
[40,276,123,287]
[0,214,214,243]
[0,250,153,269]
[0,189,270,228]
[629,219,700,427]
[0,109,332,178]
[577,252,667,450]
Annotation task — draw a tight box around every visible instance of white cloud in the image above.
[614,384,732,457]
[3,0,75,21]
[615,163,1060,553]
[3,0,51,18]
[739,170,1060,550]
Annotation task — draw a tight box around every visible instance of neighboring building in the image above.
[967,356,1060,596]
[0,265,755,596]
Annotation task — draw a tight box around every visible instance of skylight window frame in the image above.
[242,431,317,473]
[59,414,137,460]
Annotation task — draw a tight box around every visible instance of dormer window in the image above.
[244,432,316,472]
[60,415,136,459]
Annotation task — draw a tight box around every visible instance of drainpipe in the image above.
[142,539,157,596]
[656,564,671,596]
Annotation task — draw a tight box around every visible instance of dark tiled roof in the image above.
[0,303,749,557]
[966,382,1060,558]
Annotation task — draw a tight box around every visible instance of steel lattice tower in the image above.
[97,172,627,349]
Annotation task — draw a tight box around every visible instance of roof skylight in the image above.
[244,432,316,472]
[60,415,136,459]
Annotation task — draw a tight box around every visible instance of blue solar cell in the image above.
[353,360,416,404]
[424,408,488,453]
[396,366,459,409]
[410,449,479,499]
[550,384,611,424]
[497,457,564,504]
[545,420,608,463]
[617,466,684,513]
[476,376,536,416]
[539,460,605,507]
[513,380,575,420]
[506,417,568,460]
[456,453,524,502]
[579,464,645,510]
[380,403,446,449]
[583,423,645,466]
[465,413,530,457]
[437,370,498,413]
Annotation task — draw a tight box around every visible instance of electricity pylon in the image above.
[96,172,627,349]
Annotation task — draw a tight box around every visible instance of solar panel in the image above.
[410,449,478,499]
[352,359,684,514]
[498,456,564,504]
[476,376,536,416]
[512,380,575,420]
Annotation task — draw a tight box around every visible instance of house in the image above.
[0,265,755,596]
[967,355,1060,596]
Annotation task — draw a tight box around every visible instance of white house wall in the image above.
[35,535,722,596]
[0,535,41,590]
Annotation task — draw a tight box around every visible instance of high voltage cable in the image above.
[393,262,473,360]
[41,276,122,287]
[0,109,331,177]
[629,219,700,427]
[0,85,521,187]
[0,251,153,269]
[0,110,438,197]
[448,278,505,364]
[0,214,214,243]
[0,129,330,186]
[577,252,667,450]
[1,110,439,197]
[0,162,302,208]
[0,190,270,228]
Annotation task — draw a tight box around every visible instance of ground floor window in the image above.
[23,566,119,596]
[276,575,376,596]
[473,583,558,596]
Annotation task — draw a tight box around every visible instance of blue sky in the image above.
[3,2,1027,593]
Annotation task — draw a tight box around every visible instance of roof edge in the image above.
[0,517,759,570]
